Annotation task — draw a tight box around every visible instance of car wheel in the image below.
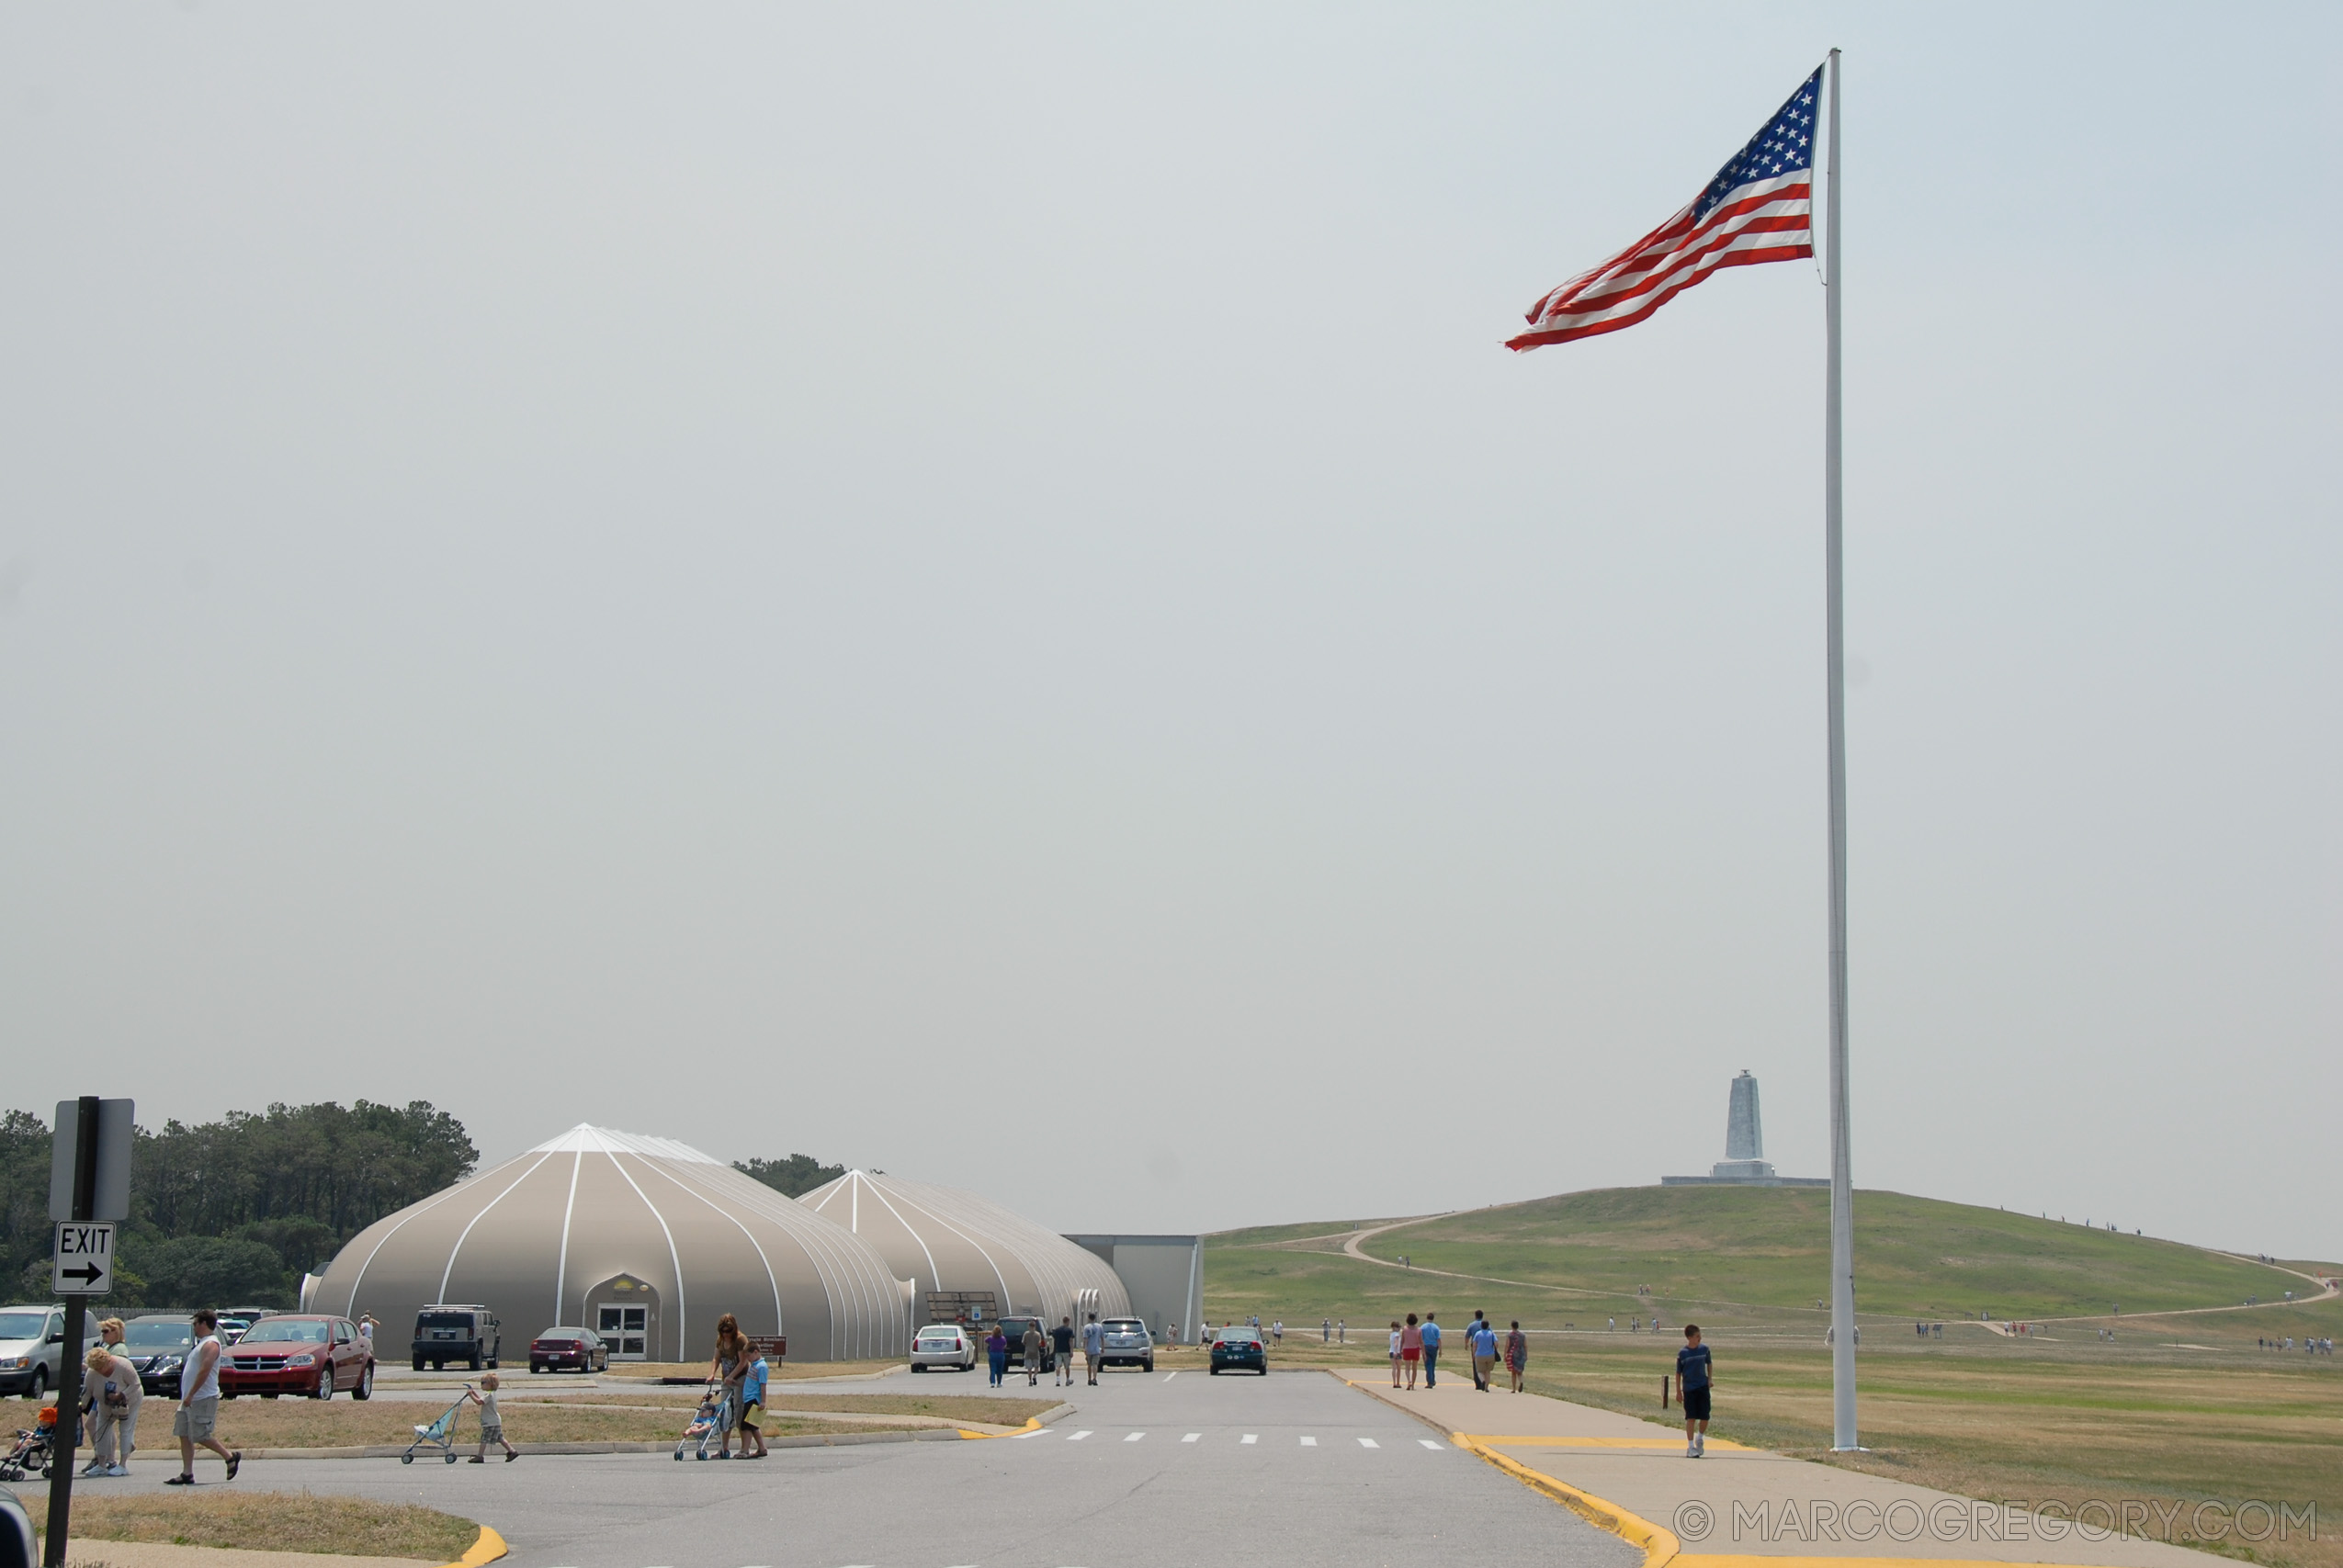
[1144,1359,1155,1372]
[434,1360,446,1371]
[261,1392,279,1400]
[313,1372,333,1401]
[487,1359,498,1370]
[413,1357,425,1372]
[1209,1367,1219,1375]
[469,1353,483,1372]
[353,1365,373,1401]
[27,1368,44,1402]
[911,1364,927,1373]
[531,1362,545,1375]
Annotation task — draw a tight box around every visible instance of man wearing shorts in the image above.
[1468,1316,1499,1392]
[1081,1313,1104,1386]
[166,1309,240,1485]
[1052,1317,1077,1386]
[1677,1325,1713,1457]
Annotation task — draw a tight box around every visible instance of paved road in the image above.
[101,1370,1641,1568]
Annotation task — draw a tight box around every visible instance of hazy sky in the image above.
[5,5,2337,1262]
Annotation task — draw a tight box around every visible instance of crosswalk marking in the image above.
[1419,1438,1443,1450]
[1182,1433,1201,1442]
[1358,1438,1379,1448]
[1124,1432,1145,1442]
[1240,1433,1257,1444]
[1067,1430,1092,1441]
[1299,1435,1318,1447]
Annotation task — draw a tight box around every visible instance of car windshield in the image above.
[123,1320,195,1350]
[239,1319,330,1344]
[0,1311,50,1341]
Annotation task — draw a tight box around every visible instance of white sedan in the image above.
[909,1325,977,1373]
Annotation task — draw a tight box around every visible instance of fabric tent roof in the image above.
[798,1169,1129,1326]
[307,1125,909,1362]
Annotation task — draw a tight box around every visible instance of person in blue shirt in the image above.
[1467,1317,1500,1391]
[1419,1314,1442,1387]
[1676,1325,1713,1457]
[737,1353,770,1458]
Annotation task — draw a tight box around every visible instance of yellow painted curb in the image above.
[1455,1434,1682,1568]
[956,1416,1044,1439]
[436,1525,507,1568]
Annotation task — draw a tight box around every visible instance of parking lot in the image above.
[91,1367,1641,1568]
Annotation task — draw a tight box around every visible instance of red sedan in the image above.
[219,1314,374,1400]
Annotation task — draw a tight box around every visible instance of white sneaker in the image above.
[1686,1442,1698,1458]
[108,1465,128,1477]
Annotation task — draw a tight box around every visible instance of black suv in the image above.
[412,1304,501,1371]
[994,1315,1055,1372]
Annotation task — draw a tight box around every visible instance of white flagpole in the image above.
[1821,45,1858,1453]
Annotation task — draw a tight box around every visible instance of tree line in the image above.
[2,1100,853,1311]
[1,1100,477,1309]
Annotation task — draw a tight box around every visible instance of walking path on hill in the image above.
[1317,1217,2339,1332]
[1334,1370,2213,1568]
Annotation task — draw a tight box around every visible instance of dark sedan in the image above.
[118,1315,198,1398]
[529,1326,608,1373]
[1209,1325,1268,1375]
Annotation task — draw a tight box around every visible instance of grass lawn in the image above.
[173,1393,1053,1446]
[40,1492,478,1561]
[1204,1184,2342,1568]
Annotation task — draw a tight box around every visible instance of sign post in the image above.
[44,1097,132,1568]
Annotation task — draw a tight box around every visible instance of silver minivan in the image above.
[0,1306,100,1403]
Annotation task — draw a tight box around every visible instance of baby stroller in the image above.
[0,1407,57,1482]
[402,1387,470,1464]
[673,1379,735,1461]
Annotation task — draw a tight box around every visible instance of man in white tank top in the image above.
[166,1309,240,1484]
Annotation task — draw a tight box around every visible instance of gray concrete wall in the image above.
[1064,1235,1203,1345]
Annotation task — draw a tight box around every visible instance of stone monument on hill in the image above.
[1662,1070,1828,1187]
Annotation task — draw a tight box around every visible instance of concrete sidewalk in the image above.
[1334,1371,2210,1568]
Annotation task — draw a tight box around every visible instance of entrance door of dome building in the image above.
[587,1274,660,1361]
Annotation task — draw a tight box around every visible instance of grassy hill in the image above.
[1208,1185,2308,1329]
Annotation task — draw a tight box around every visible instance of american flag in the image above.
[1507,67,1823,352]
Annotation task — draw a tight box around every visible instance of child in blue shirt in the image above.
[737,1355,770,1458]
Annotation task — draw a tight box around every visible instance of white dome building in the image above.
[798,1169,1129,1326]
[306,1126,909,1363]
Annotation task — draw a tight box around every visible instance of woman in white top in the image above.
[81,1319,142,1477]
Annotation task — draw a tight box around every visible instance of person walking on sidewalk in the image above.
[986,1324,1010,1387]
[166,1310,240,1485]
[1468,1316,1499,1391]
[82,1323,141,1478]
[1022,1320,1046,1386]
[1387,1321,1403,1386]
[1081,1313,1105,1385]
[1420,1313,1443,1388]
[1398,1314,1422,1390]
[1504,1321,1528,1393]
[1052,1317,1077,1386]
[1677,1325,1713,1457]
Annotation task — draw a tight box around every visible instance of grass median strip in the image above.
[38,1492,479,1561]
[187,1393,1065,1448]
